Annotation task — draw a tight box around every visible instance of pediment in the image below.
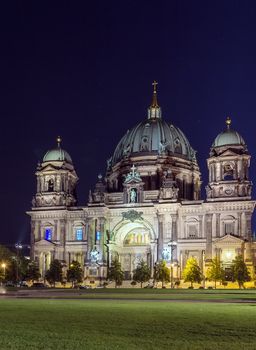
[35,239,56,248]
[214,234,244,247]
[219,150,239,157]
[38,164,60,172]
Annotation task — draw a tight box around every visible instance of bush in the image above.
[199,286,204,289]
[188,286,194,289]
[208,286,213,290]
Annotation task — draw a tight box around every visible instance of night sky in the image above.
[1,1,256,245]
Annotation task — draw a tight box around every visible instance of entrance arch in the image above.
[110,219,156,279]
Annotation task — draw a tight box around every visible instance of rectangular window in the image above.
[76,228,83,241]
[96,231,101,241]
[188,225,197,238]
[225,223,233,235]
[45,228,52,241]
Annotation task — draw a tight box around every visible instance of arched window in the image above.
[48,179,54,192]
[45,228,52,241]
[76,228,83,241]
[223,164,234,181]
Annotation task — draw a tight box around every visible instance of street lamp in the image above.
[168,240,177,289]
[1,263,6,281]
[15,242,23,282]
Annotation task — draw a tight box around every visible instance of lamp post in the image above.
[15,242,23,282]
[1,263,6,281]
[168,240,177,289]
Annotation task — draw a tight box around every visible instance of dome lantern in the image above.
[148,80,162,120]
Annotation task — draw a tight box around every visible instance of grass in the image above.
[0,298,255,349]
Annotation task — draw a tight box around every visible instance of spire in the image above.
[57,136,62,148]
[148,81,162,120]
[226,117,231,130]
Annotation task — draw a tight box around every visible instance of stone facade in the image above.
[27,87,256,281]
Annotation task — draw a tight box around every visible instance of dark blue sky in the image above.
[0,1,256,244]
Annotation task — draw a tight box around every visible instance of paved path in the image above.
[1,289,256,303]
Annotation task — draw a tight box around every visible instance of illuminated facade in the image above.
[27,84,256,281]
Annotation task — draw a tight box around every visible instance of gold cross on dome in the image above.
[152,80,158,93]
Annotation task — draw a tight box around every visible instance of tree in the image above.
[206,256,225,289]
[67,260,83,287]
[5,255,29,283]
[108,257,124,288]
[154,260,170,288]
[0,245,13,261]
[26,261,41,282]
[45,259,63,287]
[133,260,151,288]
[231,255,250,288]
[0,245,15,282]
[183,257,202,287]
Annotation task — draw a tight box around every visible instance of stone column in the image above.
[60,219,66,261]
[171,215,177,242]
[30,220,35,260]
[98,217,105,263]
[157,214,164,261]
[216,213,220,238]
[241,212,246,238]
[86,219,93,262]
[205,214,212,261]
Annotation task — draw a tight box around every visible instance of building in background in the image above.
[27,83,255,281]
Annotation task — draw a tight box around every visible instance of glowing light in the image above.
[225,251,232,259]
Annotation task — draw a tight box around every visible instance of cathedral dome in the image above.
[112,119,196,165]
[111,83,196,167]
[43,137,73,164]
[212,117,246,148]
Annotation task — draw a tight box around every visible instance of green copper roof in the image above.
[43,136,73,164]
[43,148,73,164]
[111,117,197,166]
[212,129,245,148]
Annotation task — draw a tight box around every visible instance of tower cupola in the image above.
[32,137,78,208]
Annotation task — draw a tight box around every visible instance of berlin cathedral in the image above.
[27,83,256,281]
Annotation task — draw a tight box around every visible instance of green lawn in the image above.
[0,298,255,349]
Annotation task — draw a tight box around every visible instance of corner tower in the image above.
[32,136,78,208]
[206,117,252,201]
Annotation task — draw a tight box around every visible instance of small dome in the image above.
[212,117,246,148]
[43,137,73,164]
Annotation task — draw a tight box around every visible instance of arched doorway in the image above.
[110,220,156,280]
